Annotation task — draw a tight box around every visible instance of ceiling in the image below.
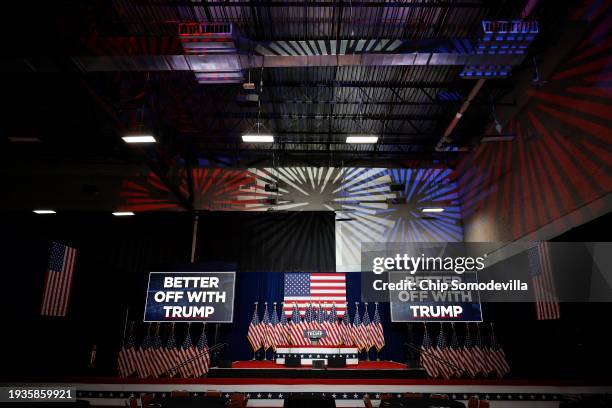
[0,0,576,210]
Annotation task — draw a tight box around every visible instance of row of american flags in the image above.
[247,301,385,351]
[117,322,210,378]
[420,323,510,379]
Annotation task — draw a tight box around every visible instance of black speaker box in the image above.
[285,355,301,367]
[312,359,326,369]
[218,359,232,368]
[327,355,346,368]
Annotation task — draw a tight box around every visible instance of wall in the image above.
[457,5,612,241]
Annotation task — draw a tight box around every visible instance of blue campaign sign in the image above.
[389,272,483,323]
[144,272,235,323]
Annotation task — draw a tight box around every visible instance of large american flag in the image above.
[527,242,560,320]
[41,242,77,317]
[283,273,346,316]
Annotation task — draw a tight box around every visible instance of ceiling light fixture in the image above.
[346,135,379,144]
[242,134,274,143]
[33,209,56,214]
[421,208,445,213]
[8,136,41,143]
[122,135,157,144]
[112,211,135,216]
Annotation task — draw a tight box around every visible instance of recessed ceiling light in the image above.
[112,211,135,216]
[242,134,274,143]
[346,135,378,144]
[8,136,41,143]
[122,135,157,144]
[33,209,56,214]
[421,208,445,213]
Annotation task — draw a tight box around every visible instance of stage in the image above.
[7,361,612,407]
[209,360,427,379]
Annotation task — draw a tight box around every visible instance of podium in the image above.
[276,346,359,366]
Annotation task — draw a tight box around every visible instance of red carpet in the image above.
[232,360,406,370]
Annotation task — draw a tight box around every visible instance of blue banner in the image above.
[144,272,235,323]
[388,272,483,322]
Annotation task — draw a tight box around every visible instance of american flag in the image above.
[247,303,262,351]
[289,303,304,345]
[370,303,385,351]
[341,304,353,346]
[316,303,325,331]
[165,324,182,377]
[117,324,136,378]
[434,324,453,380]
[527,242,560,320]
[136,328,153,378]
[361,304,373,351]
[448,325,464,378]
[420,325,438,378]
[279,304,290,346]
[461,323,479,378]
[474,324,491,376]
[145,325,164,378]
[179,327,198,378]
[323,303,342,346]
[283,273,346,316]
[262,303,272,350]
[193,324,210,377]
[152,324,174,377]
[269,303,282,350]
[487,324,510,378]
[41,242,77,317]
[304,303,315,332]
[351,304,366,350]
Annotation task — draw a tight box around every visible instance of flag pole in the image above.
[375,302,380,361]
[263,302,268,361]
[364,302,370,361]
[121,307,130,346]
[190,214,199,263]
[252,302,258,360]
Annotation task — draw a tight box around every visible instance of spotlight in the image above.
[112,211,135,216]
[122,135,157,144]
[421,208,445,213]
[33,209,56,214]
[242,134,274,143]
[8,136,41,143]
[346,135,378,144]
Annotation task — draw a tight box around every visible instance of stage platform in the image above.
[209,360,428,379]
[5,362,612,407]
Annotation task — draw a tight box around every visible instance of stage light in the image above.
[242,134,274,143]
[421,208,445,213]
[122,135,157,144]
[33,209,56,214]
[346,135,378,144]
[112,211,135,216]
[8,136,41,143]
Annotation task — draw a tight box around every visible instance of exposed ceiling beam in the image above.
[139,1,488,8]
